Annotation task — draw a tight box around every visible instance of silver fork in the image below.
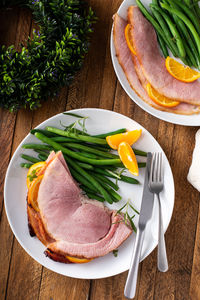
[149,152,168,272]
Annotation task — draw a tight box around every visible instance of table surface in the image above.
[1,1,200,300]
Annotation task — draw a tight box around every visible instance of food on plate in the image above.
[128,6,200,104]
[136,0,200,69]
[165,57,200,83]
[113,12,200,115]
[187,129,200,192]
[106,129,142,150]
[124,24,136,55]
[27,151,133,263]
[118,142,139,176]
[27,161,46,188]
[146,83,180,108]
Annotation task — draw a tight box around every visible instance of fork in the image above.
[149,152,168,272]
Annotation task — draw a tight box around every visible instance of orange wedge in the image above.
[27,175,43,211]
[165,56,200,82]
[106,129,142,150]
[118,142,139,176]
[125,24,136,55]
[146,83,180,108]
[27,161,46,188]
[66,256,93,263]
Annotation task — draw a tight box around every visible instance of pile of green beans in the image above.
[21,126,147,204]
[136,0,200,68]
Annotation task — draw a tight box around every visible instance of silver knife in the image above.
[124,152,154,299]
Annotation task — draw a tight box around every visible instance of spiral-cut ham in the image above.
[113,13,200,115]
[28,151,132,262]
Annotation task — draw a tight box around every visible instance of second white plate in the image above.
[110,0,200,126]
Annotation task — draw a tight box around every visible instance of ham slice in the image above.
[113,13,200,115]
[128,6,200,105]
[28,151,132,261]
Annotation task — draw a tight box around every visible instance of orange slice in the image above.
[118,142,139,176]
[124,24,136,55]
[28,175,43,211]
[27,161,46,188]
[106,129,142,150]
[146,83,180,108]
[165,56,200,82]
[66,256,93,263]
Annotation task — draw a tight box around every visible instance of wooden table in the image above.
[1,1,200,299]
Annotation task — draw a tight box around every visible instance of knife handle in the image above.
[124,228,145,299]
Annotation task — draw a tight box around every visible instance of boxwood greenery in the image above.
[0,0,96,111]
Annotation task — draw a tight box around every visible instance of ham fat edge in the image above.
[27,151,132,263]
[113,12,200,115]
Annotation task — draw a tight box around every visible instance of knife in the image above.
[124,152,154,299]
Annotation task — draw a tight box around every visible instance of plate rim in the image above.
[4,107,175,279]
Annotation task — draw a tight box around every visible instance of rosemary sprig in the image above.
[116,199,139,233]
[27,169,37,182]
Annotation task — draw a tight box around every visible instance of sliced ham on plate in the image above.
[128,6,200,105]
[113,13,200,115]
[28,151,132,262]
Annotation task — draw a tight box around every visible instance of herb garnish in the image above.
[27,169,37,182]
[112,249,118,257]
[115,199,139,233]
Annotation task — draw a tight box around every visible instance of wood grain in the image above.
[1,1,200,300]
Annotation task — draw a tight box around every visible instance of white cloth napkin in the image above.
[187,129,200,192]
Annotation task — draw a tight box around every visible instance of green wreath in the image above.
[0,0,96,111]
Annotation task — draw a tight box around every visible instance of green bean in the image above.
[64,156,113,204]
[170,0,200,36]
[90,172,119,191]
[46,127,107,145]
[34,149,50,156]
[138,162,146,168]
[20,163,33,168]
[150,6,178,55]
[136,0,179,56]
[51,136,80,143]
[76,152,99,159]
[157,34,169,58]
[21,154,41,164]
[93,177,121,202]
[38,154,48,161]
[93,128,127,138]
[160,2,200,56]
[151,5,186,58]
[69,168,96,192]
[62,142,118,159]
[86,193,105,202]
[34,132,121,166]
[133,148,147,157]
[75,162,94,170]
[30,129,57,137]
[22,143,53,151]
[167,0,200,66]
[192,1,200,19]
[81,188,105,202]
[182,35,198,67]
[94,168,140,184]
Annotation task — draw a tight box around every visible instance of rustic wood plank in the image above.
[189,194,200,300]
[39,269,90,300]
[153,126,198,300]
[0,6,32,300]
[2,8,39,300]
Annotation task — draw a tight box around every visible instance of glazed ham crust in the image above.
[128,6,200,105]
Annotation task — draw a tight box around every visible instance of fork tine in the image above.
[155,152,159,182]
[159,153,162,182]
[150,152,155,183]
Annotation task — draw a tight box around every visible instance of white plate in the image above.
[4,108,174,279]
[110,0,200,126]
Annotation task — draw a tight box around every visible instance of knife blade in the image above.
[124,152,154,299]
[138,152,154,230]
